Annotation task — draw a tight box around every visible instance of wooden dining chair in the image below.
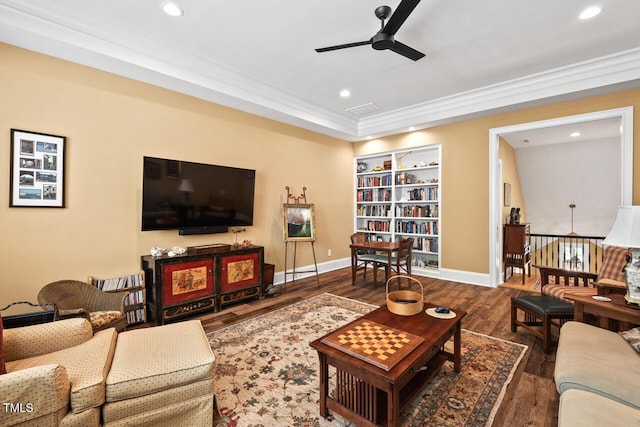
[372,237,414,284]
[350,233,378,284]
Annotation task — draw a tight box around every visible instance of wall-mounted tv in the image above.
[142,156,255,235]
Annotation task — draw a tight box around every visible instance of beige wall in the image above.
[354,88,640,275]
[2,42,640,305]
[499,137,527,225]
[0,43,354,304]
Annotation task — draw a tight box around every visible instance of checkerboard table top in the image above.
[320,319,424,371]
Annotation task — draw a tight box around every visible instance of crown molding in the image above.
[0,3,359,139]
[1,3,639,142]
[358,48,640,139]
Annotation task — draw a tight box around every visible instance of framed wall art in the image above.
[283,203,316,242]
[504,182,511,207]
[10,129,66,208]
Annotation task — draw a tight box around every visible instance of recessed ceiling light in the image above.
[162,2,184,17]
[366,136,372,140]
[579,6,602,20]
[570,132,581,137]
[340,89,351,98]
[408,127,416,131]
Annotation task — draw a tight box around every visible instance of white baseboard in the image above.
[272,257,495,289]
[437,268,493,288]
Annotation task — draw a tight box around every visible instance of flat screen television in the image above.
[142,156,255,234]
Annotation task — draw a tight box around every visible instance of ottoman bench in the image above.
[511,295,574,353]
[102,320,215,426]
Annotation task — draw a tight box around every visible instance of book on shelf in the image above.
[357,188,391,202]
[366,220,390,232]
[396,220,439,235]
[357,174,392,188]
[358,204,392,217]
[90,272,143,291]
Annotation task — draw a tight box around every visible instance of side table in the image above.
[565,294,640,331]
[0,301,58,329]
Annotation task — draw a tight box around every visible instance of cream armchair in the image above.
[0,318,117,427]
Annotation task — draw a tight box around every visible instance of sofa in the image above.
[554,321,640,425]
[0,317,215,426]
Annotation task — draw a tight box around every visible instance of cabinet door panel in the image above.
[162,259,214,305]
[220,252,260,293]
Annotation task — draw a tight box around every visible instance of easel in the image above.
[283,186,320,290]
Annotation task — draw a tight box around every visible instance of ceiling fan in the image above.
[315,0,425,61]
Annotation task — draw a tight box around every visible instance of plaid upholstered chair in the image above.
[38,280,127,332]
[536,246,629,301]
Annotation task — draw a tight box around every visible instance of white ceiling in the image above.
[1,0,640,141]
[515,135,621,236]
[502,117,622,149]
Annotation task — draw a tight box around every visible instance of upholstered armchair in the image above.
[536,246,629,301]
[38,280,127,332]
[0,318,117,426]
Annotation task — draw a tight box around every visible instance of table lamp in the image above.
[178,178,194,204]
[602,206,640,304]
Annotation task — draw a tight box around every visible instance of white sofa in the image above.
[555,321,640,425]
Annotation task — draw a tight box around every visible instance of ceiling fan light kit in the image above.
[315,0,425,61]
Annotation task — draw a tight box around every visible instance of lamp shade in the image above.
[178,178,194,192]
[602,206,640,248]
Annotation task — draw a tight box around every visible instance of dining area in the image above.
[350,233,414,286]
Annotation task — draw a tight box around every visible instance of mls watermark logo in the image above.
[3,402,34,414]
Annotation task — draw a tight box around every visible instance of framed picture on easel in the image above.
[283,203,316,242]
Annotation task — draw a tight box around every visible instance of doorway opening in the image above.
[488,107,633,287]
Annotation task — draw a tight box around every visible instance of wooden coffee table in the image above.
[309,304,466,427]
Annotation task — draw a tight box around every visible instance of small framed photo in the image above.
[167,159,181,178]
[10,129,66,208]
[504,182,511,207]
[283,203,316,242]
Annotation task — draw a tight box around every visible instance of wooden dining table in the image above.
[350,240,400,286]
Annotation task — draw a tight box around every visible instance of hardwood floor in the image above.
[194,267,559,427]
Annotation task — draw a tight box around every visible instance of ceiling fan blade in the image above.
[315,40,372,53]
[389,40,425,61]
[383,0,421,36]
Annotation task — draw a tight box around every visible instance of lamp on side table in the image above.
[602,206,640,304]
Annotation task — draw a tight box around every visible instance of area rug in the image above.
[207,293,527,427]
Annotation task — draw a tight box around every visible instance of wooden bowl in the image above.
[386,275,424,316]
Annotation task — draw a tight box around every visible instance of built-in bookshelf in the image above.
[354,146,441,272]
[88,271,146,325]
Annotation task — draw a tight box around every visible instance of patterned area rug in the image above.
[207,293,527,427]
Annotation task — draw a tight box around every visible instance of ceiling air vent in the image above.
[345,102,382,116]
